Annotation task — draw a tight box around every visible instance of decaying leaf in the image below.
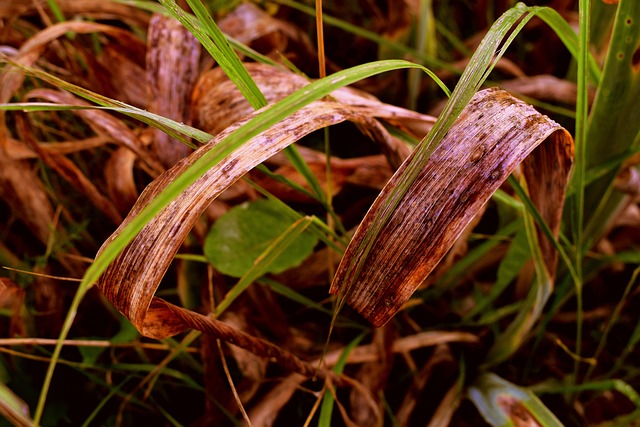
[193,62,436,139]
[146,13,200,167]
[330,87,574,327]
[218,2,316,62]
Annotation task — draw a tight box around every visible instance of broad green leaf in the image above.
[213,215,316,316]
[204,198,318,277]
[583,0,640,245]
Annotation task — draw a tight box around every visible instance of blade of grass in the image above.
[318,333,365,427]
[463,223,530,321]
[0,59,213,145]
[600,266,640,377]
[161,0,267,109]
[567,0,591,383]
[508,176,580,288]
[259,278,334,316]
[484,178,554,366]
[583,0,640,244]
[434,220,520,293]
[273,0,456,72]
[0,101,206,149]
[166,0,344,232]
[408,0,436,110]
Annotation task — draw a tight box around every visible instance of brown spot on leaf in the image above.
[470,144,487,163]
[632,45,640,71]
[496,395,541,427]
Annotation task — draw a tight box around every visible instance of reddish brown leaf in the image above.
[146,13,200,167]
[330,88,574,327]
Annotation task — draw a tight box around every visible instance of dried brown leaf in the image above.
[218,2,315,60]
[0,1,150,28]
[0,148,58,246]
[193,63,435,138]
[16,114,123,224]
[146,13,200,167]
[396,344,455,425]
[98,45,149,107]
[248,373,306,427]
[105,147,139,214]
[497,395,543,427]
[23,88,164,174]
[426,378,463,427]
[0,21,141,109]
[0,278,27,338]
[499,74,596,105]
[5,135,110,160]
[330,87,574,327]
[350,327,394,427]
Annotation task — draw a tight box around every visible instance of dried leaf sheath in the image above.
[330,88,574,327]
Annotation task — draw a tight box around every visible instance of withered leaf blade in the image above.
[146,13,200,168]
[330,87,574,327]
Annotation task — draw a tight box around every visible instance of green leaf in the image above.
[204,198,318,277]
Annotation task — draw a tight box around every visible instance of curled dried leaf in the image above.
[146,13,200,167]
[330,88,574,327]
[193,62,435,139]
[218,2,315,60]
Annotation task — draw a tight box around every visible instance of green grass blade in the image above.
[535,378,640,408]
[585,266,640,381]
[273,0,455,73]
[408,0,437,110]
[583,0,640,244]
[568,0,592,383]
[248,180,348,250]
[318,333,365,427]
[0,101,208,148]
[508,176,580,287]
[485,179,553,366]
[160,0,267,109]
[259,278,334,316]
[464,224,530,321]
[536,7,601,84]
